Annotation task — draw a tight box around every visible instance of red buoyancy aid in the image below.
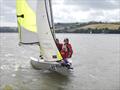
[60,50,68,59]
[56,43,63,51]
[66,43,73,58]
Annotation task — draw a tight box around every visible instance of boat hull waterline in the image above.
[30,57,73,76]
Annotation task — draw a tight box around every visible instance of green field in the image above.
[80,23,120,30]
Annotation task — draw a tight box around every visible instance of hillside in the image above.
[80,23,120,30]
[0,22,120,34]
[55,22,120,33]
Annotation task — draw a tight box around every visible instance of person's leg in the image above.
[64,59,69,64]
[60,60,66,66]
[64,59,73,69]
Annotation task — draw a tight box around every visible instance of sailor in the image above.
[60,38,73,69]
[64,38,73,58]
[60,45,69,64]
[56,38,63,51]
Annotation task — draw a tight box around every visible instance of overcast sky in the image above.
[0,0,120,26]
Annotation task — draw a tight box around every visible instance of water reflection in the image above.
[13,67,72,90]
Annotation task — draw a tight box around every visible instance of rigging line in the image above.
[44,0,57,44]
[44,0,52,29]
[44,0,61,54]
[44,0,55,39]
[49,0,56,39]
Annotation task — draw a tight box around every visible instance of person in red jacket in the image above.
[60,45,68,59]
[56,38,63,51]
[64,38,73,58]
[60,45,69,64]
[60,38,73,69]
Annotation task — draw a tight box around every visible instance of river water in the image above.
[0,33,120,90]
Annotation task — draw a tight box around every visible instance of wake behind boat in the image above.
[16,0,73,76]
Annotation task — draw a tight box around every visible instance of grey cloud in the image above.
[2,0,16,8]
[0,0,16,22]
[64,0,120,10]
[0,0,119,24]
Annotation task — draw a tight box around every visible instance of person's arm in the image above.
[68,44,73,58]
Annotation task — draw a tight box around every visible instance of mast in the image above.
[49,0,56,39]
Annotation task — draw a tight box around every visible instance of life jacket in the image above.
[56,43,63,51]
[65,43,73,58]
[60,50,67,59]
[60,45,68,59]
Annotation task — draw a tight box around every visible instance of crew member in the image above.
[64,38,73,58]
[56,38,63,51]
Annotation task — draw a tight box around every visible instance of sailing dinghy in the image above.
[16,0,73,75]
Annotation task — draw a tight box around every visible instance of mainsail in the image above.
[16,0,62,61]
[36,0,62,61]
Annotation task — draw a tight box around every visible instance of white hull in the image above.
[30,57,73,76]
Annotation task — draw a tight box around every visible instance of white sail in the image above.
[36,0,62,61]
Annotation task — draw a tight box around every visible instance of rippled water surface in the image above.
[0,33,120,90]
